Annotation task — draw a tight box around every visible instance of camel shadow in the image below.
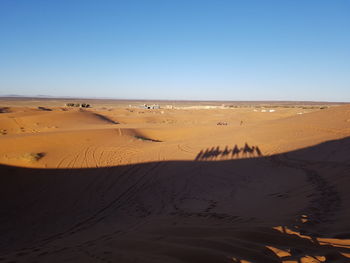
[195,142,263,161]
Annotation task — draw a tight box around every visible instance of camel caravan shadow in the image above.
[195,143,262,161]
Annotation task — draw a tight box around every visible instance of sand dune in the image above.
[0,108,120,135]
[1,102,350,262]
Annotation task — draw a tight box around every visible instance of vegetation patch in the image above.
[20,152,46,163]
[0,107,11,113]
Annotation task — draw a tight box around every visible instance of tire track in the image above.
[56,154,72,169]
[177,144,194,154]
[37,161,161,246]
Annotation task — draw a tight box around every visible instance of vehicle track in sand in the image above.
[177,143,195,154]
[32,161,163,249]
[55,145,141,169]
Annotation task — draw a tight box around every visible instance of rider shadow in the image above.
[221,146,231,159]
[196,143,263,161]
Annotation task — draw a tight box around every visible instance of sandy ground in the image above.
[1,100,350,262]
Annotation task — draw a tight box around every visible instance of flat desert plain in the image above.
[1,99,350,263]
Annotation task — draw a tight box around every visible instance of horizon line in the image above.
[0,95,349,104]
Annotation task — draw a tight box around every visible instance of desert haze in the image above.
[1,98,350,263]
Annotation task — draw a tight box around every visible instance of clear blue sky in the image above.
[0,0,349,101]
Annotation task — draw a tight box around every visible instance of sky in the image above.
[0,0,349,101]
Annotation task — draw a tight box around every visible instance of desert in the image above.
[1,98,350,262]
[2,0,350,262]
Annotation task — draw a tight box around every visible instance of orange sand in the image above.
[1,101,350,262]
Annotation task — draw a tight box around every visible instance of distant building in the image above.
[65,103,90,108]
[139,104,160,109]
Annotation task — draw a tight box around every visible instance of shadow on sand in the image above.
[195,143,262,161]
[1,137,350,262]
